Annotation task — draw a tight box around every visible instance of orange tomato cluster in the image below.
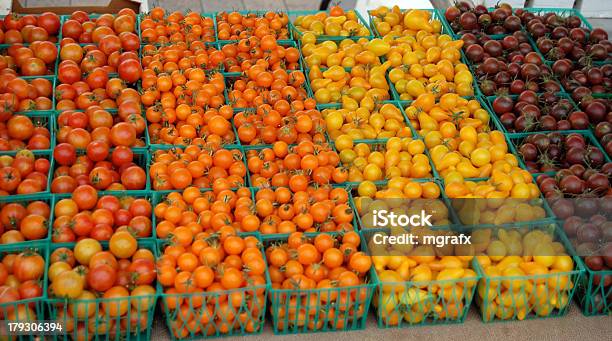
[0,42,58,76]
[0,199,50,244]
[153,187,257,239]
[216,11,290,41]
[227,68,307,109]
[140,43,233,146]
[141,8,215,44]
[0,115,51,151]
[234,103,325,145]
[0,151,50,195]
[266,231,372,331]
[247,140,346,188]
[150,146,246,191]
[220,36,301,73]
[158,231,267,338]
[52,190,153,242]
[48,238,156,338]
[253,185,354,235]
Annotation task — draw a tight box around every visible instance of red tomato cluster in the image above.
[0,12,61,44]
[51,144,147,193]
[0,114,51,151]
[48,238,156,337]
[52,189,152,242]
[0,199,50,244]
[0,151,50,195]
[0,42,58,76]
[0,75,53,113]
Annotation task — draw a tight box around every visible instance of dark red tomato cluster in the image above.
[0,75,53,115]
[538,164,611,200]
[0,42,57,77]
[518,132,608,173]
[52,189,152,242]
[0,151,50,195]
[51,144,147,193]
[594,119,612,157]
[56,107,146,151]
[462,32,534,65]
[0,12,61,44]
[0,249,46,320]
[0,199,50,244]
[556,64,612,100]
[472,51,561,95]
[492,91,587,132]
[445,2,521,37]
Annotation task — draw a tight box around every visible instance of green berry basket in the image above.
[45,240,158,341]
[575,266,612,316]
[157,234,270,340]
[263,231,376,334]
[471,222,584,322]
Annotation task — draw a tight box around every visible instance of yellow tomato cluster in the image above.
[368,227,477,325]
[294,10,370,37]
[383,32,472,100]
[301,38,382,68]
[324,102,410,140]
[370,7,443,37]
[310,62,391,104]
[356,179,441,201]
[336,138,432,182]
[473,228,575,321]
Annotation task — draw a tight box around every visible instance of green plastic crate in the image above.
[264,232,375,334]
[45,240,157,341]
[157,235,270,340]
[575,266,612,316]
[288,10,373,43]
[472,223,584,322]
[360,228,479,328]
[0,241,49,340]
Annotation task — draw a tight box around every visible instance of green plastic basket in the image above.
[575,266,612,316]
[264,232,376,334]
[45,240,157,341]
[288,10,374,43]
[157,235,270,340]
[0,241,49,340]
[360,228,479,328]
[472,223,584,322]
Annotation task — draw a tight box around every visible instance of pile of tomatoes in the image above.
[0,151,50,195]
[0,12,61,43]
[48,237,156,338]
[216,11,290,41]
[157,232,267,338]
